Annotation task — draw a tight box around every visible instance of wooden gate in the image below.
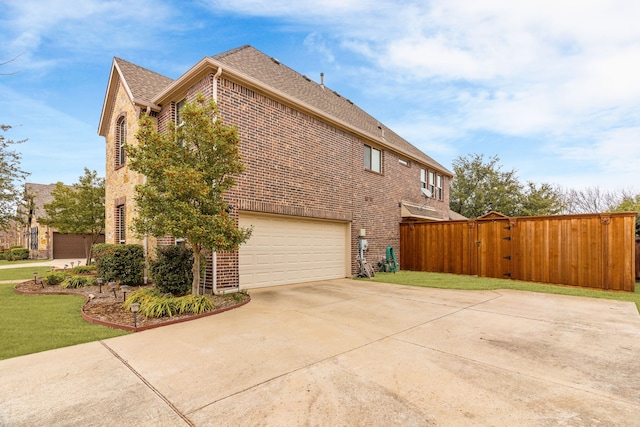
[476,218,512,279]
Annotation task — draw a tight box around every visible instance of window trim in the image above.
[364,144,382,173]
[115,116,126,169]
[115,204,126,244]
[421,168,444,201]
[176,99,186,127]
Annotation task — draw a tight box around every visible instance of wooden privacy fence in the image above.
[400,212,636,292]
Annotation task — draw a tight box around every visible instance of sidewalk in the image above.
[0,259,85,284]
[0,259,85,270]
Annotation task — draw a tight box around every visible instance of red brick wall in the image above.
[154,73,450,287]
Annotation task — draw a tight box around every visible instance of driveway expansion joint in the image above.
[99,341,195,427]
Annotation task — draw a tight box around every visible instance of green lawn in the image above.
[0,269,129,360]
[0,259,50,266]
[364,271,640,313]
[0,266,54,281]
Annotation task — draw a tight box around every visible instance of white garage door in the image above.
[239,213,349,288]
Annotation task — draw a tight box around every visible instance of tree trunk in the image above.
[84,236,92,266]
[192,244,202,295]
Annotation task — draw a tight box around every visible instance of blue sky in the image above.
[1,0,639,191]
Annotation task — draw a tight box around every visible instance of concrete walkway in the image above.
[0,259,85,270]
[0,259,85,284]
[1,279,639,426]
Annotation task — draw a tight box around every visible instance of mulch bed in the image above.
[14,279,250,332]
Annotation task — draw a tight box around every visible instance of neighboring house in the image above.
[0,221,21,251]
[98,45,456,289]
[20,183,105,259]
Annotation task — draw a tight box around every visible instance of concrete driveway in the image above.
[1,279,639,426]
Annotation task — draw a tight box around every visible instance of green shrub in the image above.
[61,275,89,289]
[93,244,144,286]
[6,247,29,261]
[71,265,96,275]
[174,294,214,314]
[150,245,193,296]
[229,290,249,303]
[124,288,214,318]
[44,272,67,286]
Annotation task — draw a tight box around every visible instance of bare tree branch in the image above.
[0,53,24,76]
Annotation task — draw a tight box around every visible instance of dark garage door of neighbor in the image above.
[52,233,105,259]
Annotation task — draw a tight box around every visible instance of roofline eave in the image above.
[152,57,453,176]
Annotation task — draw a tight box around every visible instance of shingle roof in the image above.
[108,46,450,175]
[114,57,173,105]
[211,45,451,175]
[23,183,59,222]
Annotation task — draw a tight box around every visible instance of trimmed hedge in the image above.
[93,244,144,286]
[150,245,193,296]
[1,247,30,261]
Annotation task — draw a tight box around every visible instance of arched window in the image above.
[115,116,126,168]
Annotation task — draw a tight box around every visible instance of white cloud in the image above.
[3,0,638,190]
[0,83,103,184]
[1,0,175,70]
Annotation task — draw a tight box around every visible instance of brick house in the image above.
[98,45,457,290]
[19,183,105,259]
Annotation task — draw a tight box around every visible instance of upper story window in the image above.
[115,116,126,168]
[435,174,443,200]
[364,144,381,173]
[421,168,444,201]
[176,99,186,126]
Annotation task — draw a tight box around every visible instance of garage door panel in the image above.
[239,213,348,288]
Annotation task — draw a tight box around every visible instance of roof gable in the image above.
[99,46,451,175]
[98,58,173,136]
[114,57,174,105]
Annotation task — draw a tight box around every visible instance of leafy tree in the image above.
[40,168,105,265]
[450,154,523,218]
[0,125,29,230]
[519,182,565,216]
[610,193,640,236]
[127,93,252,295]
[450,154,565,218]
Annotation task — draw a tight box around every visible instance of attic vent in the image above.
[270,57,281,65]
[333,91,341,98]
[303,75,311,82]
[346,99,353,105]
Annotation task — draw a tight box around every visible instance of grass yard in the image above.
[0,266,53,281]
[0,268,129,360]
[365,271,640,313]
[0,259,50,266]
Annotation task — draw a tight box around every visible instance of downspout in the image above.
[211,66,222,294]
[212,66,222,103]
[141,109,152,285]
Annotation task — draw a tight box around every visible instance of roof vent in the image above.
[320,72,324,86]
[270,57,281,65]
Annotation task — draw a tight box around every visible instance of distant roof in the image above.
[23,183,59,221]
